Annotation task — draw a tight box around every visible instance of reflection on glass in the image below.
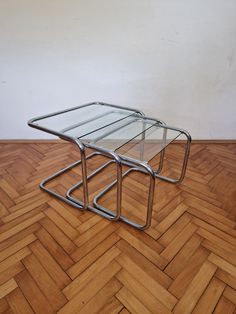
[36,104,135,138]
[32,103,181,162]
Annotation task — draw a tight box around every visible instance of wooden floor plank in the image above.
[208,253,236,277]
[98,296,124,314]
[223,286,236,305]
[173,260,217,313]
[0,248,31,274]
[116,269,171,314]
[44,207,78,240]
[0,298,9,313]
[6,287,34,314]
[156,203,188,233]
[116,286,152,314]
[35,227,74,270]
[63,246,121,300]
[29,240,71,290]
[71,223,117,262]
[0,213,44,242]
[158,212,192,246]
[40,216,77,254]
[214,296,235,314]
[0,278,18,299]
[22,253,67,311]
[74,219,111,247]
[160,222,198,261]
[216,269,236,290]
[58,261,121,314]
[78,278,122,314]
[164,233,203,279]
[168,246,210,299]
[0,234,36,263]
[117,228,167,269]
[116,240,172,288]
[0,223,40,252]
[48,199,81,228]
[116,253,177,310]
[192,277,225,313]
[67,232,120,279]
[15,270,54,314]
[0,262,24,286]
[0,142,235,313]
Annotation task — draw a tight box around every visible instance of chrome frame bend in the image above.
[28,102,191,230]
[154,129,191,183]
[68,143,123,221]
[93,161,156,230]
[39,151,101,209]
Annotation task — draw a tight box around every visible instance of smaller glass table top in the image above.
[81,117,181,162]
[29,103,182,163]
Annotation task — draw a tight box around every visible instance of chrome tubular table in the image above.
[28,102,191,230]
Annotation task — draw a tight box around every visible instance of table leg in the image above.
[67,147,123,221]
[93,161,156,230]
[39,151,100,209]
[154,129,191,183]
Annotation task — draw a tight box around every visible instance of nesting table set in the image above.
[28,102,191,230]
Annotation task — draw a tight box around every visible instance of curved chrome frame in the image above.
[39,151,99,210]
[28,102,191,230]
[93,166,155,230]
[66,125,190,229]
[66,153,155,230]
[28,102,145,223]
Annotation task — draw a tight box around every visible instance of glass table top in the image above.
[81,117,181,162]
[32,103,137,138]
[29,103,182,163]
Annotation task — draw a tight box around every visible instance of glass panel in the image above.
[116,126,181,162]
[31,103,181,163]
[83,118,181,162]
[81,116,157,146]
[33,104,135,138]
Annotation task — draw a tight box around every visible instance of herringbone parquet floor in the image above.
[0,142,236,313]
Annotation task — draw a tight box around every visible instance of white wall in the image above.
[0,0,236,139]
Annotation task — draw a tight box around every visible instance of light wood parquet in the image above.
[0,142,236,313]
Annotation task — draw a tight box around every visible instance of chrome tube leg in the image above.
[66,160,114,201]
[80,148,89,209]
[115,156,122,221]
[93,161,156,230]
[156,127,167,174]
[39,160,84,209]
[72,140,89,210]
[154,130,191,184]
[86,151,122,221]
[126,162,155,230]
[140,120,146,161]
[177,131,191,183]
[39,151,103,208]
[40,138,91,211]
[145,167,156,229]
[67,146,123,221]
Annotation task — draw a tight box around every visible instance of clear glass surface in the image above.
[80,116,157,144]
[81,117,181,162]
[34,104,135,138]
[116,126,181,161]
[31,103,181,162]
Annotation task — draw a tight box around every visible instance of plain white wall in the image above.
[0,0,236,139]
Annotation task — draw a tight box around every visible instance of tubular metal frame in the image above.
[28,102,191,230]
[66,154,156,230]
[66,123,190,229]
